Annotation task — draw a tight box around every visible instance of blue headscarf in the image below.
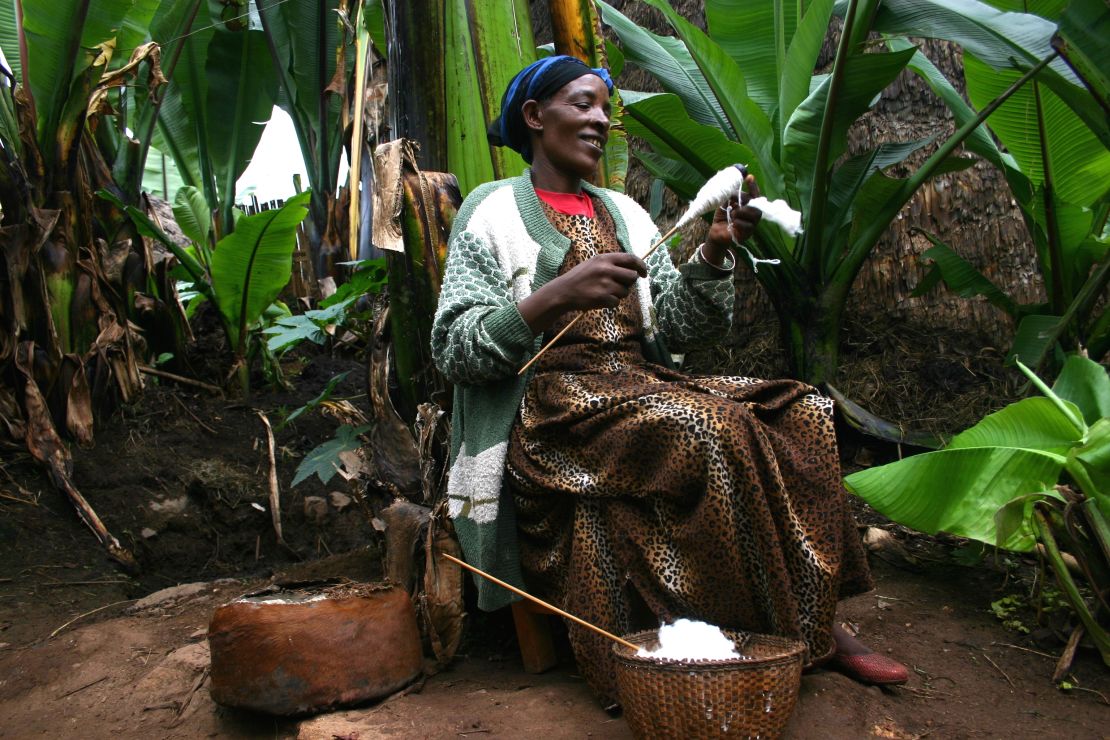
[487,55,614,164]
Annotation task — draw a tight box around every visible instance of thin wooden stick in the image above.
[138,365,222,394]
[256,411,283,544]
[50,598,137,638]
[518,224,680,376]
[440,552,639,652]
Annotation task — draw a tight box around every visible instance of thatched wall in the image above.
[528,1,1041,349]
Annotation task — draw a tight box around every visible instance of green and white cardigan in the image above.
[430,172,736,611]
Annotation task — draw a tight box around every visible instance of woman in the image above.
[430,56,907,702]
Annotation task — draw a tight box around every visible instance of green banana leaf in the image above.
[911,235,1019,316]
[884,36,1031,202]
[704,0,800,119]
[255,0,349,210]
[945,396,1085,455]
[444,0,535,196]
[847,355,1108,550]
[1053,354,1110,426]
[172,185,211,248]
[211,190,310,356]
[783,47,916,218]
[965,53,1110,211]
[778,0,834,146]
[634,0,780,195]
[154,24,214,207]
[205,28,277,234]
[0,0,20,83]
[117,0,205,201]
[1054,0,1110,114]
[845,445,1066,550]
[21,0,132,168]
[621,91,756,180]
[141,145,188,200]
[861,0,1110,149]
[596,1,731,133]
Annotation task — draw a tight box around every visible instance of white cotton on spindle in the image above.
[748,195,803,236]
[674,164,749,230]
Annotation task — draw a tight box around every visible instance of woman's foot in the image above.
[827,624,909,686]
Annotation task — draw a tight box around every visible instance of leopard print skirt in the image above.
[506,201,872,703]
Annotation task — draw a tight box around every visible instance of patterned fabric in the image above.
[506,200,873,704]
[431,173,739,611]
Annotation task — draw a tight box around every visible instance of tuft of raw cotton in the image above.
[674,164,748,230]
[637,618,741,661]
[748,195,803,236]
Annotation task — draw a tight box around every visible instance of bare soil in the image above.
[1,345,1107,739]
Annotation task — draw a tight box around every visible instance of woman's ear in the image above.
[522,99,543,133]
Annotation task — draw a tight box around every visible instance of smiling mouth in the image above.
[581,135,606,152]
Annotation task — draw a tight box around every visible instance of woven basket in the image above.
[613,629,806,739]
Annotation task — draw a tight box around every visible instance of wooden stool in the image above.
[511,599,558,673]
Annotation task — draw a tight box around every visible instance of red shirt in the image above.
[534,187,595,218]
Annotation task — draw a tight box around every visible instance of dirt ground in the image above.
[1,345,1108,738]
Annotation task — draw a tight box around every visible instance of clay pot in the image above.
[208,582,422,715]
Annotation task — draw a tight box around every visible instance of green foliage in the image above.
[845,356,1107,548]
[209,191,310,358]
[910,20,1110,368]
[444,0,537,195]
[262,258,386,353]
[846,356,1110,665]
[278,370,351,430]
[598,0,1071,389]
[292,424,371,487]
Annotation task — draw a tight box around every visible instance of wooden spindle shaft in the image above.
[517,224,681,375]
[440,552,640,652]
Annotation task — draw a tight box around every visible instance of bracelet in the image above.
[697,243,735,272]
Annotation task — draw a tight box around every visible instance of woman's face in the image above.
[527,74,612,181]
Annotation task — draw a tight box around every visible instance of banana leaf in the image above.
[0,1,20,83]
[704,0,800,120]
[845,445,1066,550]
[965,53,1110,211]
[21,0,132,170]
[861,0,1110,149]
[621,91,756,180]
[210,190,310,358]
[1053,0,1110,114]
[596,1,731,134]
[783,47,916,222]
[1053,353,1110,426]
[172,185,211,249]
[847,356,1108,550]
[911,234,1019,316]
[443,0,535,196]
[255,0,351,239]
[634,0,780,195]
[117,0,205,201]
[153,24,215,207]
[205,28,278,235]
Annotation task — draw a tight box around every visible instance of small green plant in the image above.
[991,594,1032,634]
[277,371,352,431]
[103,188,310,396]
[262,258,387,353]
[292,424,371,487]
[846,355,1110,671]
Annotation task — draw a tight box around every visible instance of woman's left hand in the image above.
[703,174,761,267]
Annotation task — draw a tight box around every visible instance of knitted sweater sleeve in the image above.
[431,228,536,384]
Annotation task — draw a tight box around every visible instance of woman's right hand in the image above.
[517,252,647,334]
